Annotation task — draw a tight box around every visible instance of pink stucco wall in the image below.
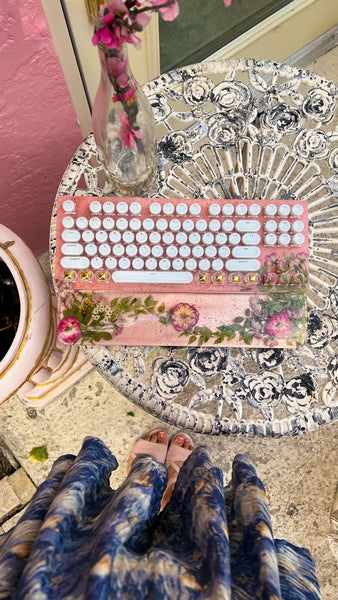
[0,0,84,256]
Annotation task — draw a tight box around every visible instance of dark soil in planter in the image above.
[0,259,20,361]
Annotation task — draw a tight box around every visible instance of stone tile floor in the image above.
[0,47,337,599]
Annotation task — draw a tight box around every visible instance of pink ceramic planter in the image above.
[0,225,92,408]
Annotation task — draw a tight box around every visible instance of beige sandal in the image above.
[161,432,194,509]
[127,429,168,473]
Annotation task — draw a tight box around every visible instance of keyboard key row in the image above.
[62,199,305,219]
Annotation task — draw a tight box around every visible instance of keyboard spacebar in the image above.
[112,271,193,284]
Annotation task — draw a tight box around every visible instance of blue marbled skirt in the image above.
[0,437,320,599]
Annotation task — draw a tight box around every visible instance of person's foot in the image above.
[127,429,168,473]
[161,432,195,509]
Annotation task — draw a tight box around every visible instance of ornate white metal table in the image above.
[50,58,338,436]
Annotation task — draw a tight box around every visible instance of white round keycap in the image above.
[109,231,121,243]
[189,232,201,245]
[218,246,230,258]
[292,220,304,232]
[90,201,101,214]
[102,217,114,231]
[265,220,277,232]
[116,201,128,214]
[116,218,128,231]
[292,233,305,246]
[176,232,188,244]
[159,258,171,270]
[129,218,141,231]
[139,245,151,257]
[136,231,147,243]
[63,200,75,213]
[156,219,167,232]
[119,257,130,270]
[209,219,221,232]
[82,230,94,243]
[99,244,110,257]
[235,203,247,216]
[176,203,188,216]
[103,201,114,214]
[179,245,191,258]
[279,234,291,246]
[278,204,291,217]
[248,203,261,216]
[199,259,210,271]
[196,219,207,232]
[112,244,124,257]
[152,245,163,257]
[212,259,223,271]
[76,217,88,230]
[192,245,204,258]
[205,246,217,258]
[291,204,304,217]
[105,257,117,269]
[96,230,108,243]
[167,245,178,258]
[89,217,101,230]
[222,220,234,232]
[163,232,174,245]
[122,231,134,244]
[62,216,75,229]
[278,220,291,233]
[183,219,194,232]
[265,204,277,217]
[222,204,234,216]
[209,203,221,216]
[189,203,201,216]
[229,232,241,245]
[163,202,175,215]
[202,232,214,245]
[173,258,184,270]
[130,202,142,215]
[126,244,137,257]
[265,234,277,246]
[215,233,227,245]
[186,258,197,271]
[150,202,161,216]
[85,244,97,256]
[132,258,144,270]
[169,219,181,232]
[149,231,161,244]
[91,256,103,269]
[146,258,157,270]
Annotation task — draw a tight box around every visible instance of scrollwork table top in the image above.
[50,59,338,437]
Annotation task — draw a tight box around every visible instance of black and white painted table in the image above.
[50,59,338,436]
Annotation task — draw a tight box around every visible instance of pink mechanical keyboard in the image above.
[55,196,309,348]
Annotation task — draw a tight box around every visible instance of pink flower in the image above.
[57,317,82,344]
[92,13,118,48]
[171,303,199,331]
[118,111,142,149]
[113,85,137,103]
[149,0,179,21]
[224,0,232,6]
[266,312,293,339]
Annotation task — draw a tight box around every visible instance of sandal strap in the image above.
[130,435,168,465]
[165,435,194,467]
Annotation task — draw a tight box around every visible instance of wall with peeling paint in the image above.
[0,0,83,256]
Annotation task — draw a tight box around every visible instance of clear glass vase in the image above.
[92,45,157,197]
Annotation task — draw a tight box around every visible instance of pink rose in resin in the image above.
[57,317,82,344]
[171,303,199,331]
[266,312,293,339]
